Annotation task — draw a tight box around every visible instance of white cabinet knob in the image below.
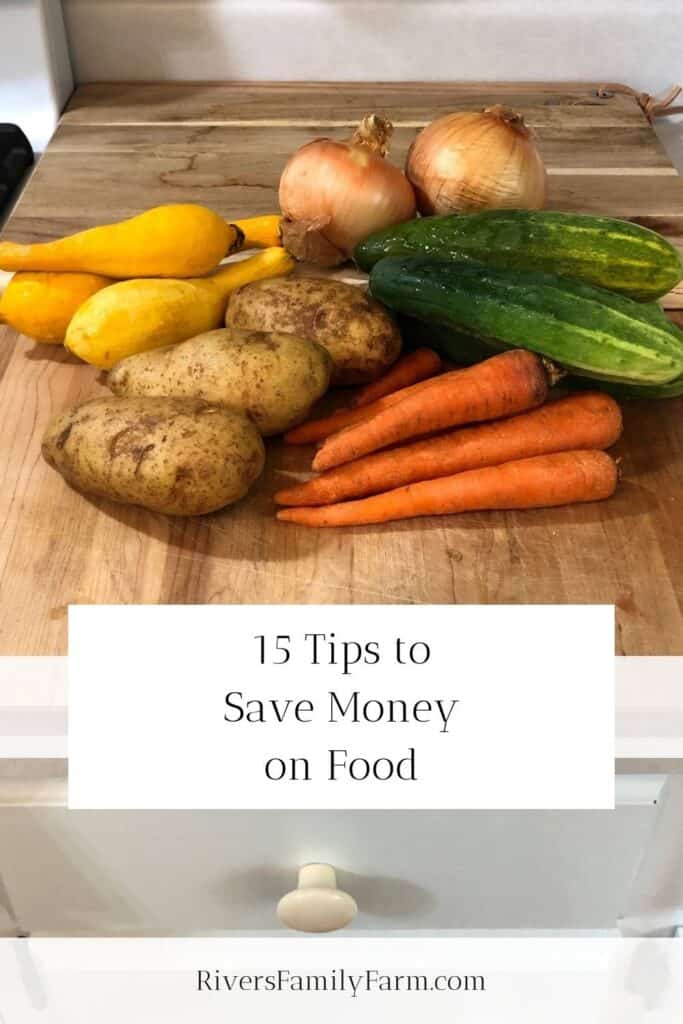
[277,864,358,933]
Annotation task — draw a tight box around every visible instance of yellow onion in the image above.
[279,115,416,266]
[406,104,547,215]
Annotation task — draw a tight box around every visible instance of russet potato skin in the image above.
[41,396,265,516]
[107,327,332,436]
[225,277,402,386]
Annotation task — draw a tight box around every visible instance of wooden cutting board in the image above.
[1,82,682,655]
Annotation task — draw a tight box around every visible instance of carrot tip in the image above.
[274,488,303,505]
[542,357,566,387]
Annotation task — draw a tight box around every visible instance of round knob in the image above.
[277,864,357,933]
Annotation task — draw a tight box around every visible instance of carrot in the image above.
[283,372,449,445]
[312,349,550,473]
[275,393,622,507]
[277,450,618,527]
[284,404,374,445]
[351,348,442,408]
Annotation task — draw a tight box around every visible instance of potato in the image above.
[42,396,265,516]
[107,327,332,437]
[226,277,401,386]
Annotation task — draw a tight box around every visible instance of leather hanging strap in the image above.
[597,83,683,123]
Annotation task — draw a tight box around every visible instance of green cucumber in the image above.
[402,317,683,399]
[398,316,503,365]
[401,318,683,398]
[567,375,683,399]
[356,210,683,302]
[371,256,683,385]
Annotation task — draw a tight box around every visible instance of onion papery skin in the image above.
[406,107,547,216]
[279,131,417,263]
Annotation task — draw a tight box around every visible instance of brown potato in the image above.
[107,328,332,437]
[226,276,401,385]
[42,396,265,516]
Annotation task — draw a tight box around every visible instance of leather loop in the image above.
[597,83,683,122]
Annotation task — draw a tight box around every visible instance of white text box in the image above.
[68,605,614,809]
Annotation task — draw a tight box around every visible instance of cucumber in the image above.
[398,316,503,365]
[356,210,683,302]
[567,375,683,399]
[401,317,683,399]
[401,318,683,398]
[371,256,683,385]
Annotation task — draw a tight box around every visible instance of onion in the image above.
[279,114,416,266]
[406,104,547,215]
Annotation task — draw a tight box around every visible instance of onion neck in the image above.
[350,114,394,157]
[484,104,535,139]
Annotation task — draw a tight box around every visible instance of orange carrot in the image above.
[283,372,449,445]
[275,393,622,507]
[351,348,442,408]
[277,450,618,527]
[313,349,550,473]
[284,404,374,445]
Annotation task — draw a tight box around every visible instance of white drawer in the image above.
[0,765,679,938]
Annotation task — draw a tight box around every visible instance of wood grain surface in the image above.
[62,82,648,128]
[1,83,682,655]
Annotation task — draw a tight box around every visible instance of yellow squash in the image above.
[230,214,282,249]
[0,271,113,342]
[65,247,295,368]
[0,204,240,279]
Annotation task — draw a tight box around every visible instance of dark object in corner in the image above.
[0,124,34,215]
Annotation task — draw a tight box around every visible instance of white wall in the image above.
[0,1,73,152]
[61,0,681,90]
[60,0,683,168]
[2,2,681,162]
